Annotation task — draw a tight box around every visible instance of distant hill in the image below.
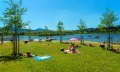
[32,28,45,32]
[9,27,45,33]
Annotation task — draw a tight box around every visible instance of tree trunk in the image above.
[28,35,31,42]
[0,33,3,44]
[80,34,82,44]
[39,34,41,42]
[60,31,63,43]
[12,24,19,57]
[107,29,111,50]
[13,34,19,56]
[60,35,63,43]
[82,36,84,44]
[1,33,3,44]
[28,29,31,42]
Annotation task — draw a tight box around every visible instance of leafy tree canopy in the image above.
[0,0,28,33]
[77,19,86,33]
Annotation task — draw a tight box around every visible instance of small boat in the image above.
[88,35,91,37]
[95,36,100,38]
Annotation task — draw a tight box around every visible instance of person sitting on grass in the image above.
[100,42,105,49]
[61,43,80,54]
[24,41,28,44]
[26,51,33,57]
[68,43,75,53]
[61,48,80,54]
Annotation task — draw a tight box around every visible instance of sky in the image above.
[0,0,120,30]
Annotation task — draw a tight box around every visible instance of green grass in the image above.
[0,41,120,72]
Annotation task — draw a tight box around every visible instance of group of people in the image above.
[19,51,35,57]
[61,43,80,54]
[19,43,80,57]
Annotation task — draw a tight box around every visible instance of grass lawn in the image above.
[0,41,120,72]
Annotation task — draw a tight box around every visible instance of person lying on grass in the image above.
[61,43,80,54]
[19,51,35,57]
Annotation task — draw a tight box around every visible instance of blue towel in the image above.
[33,56,51,61]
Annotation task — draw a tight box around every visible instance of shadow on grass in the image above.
[0,56,23,62]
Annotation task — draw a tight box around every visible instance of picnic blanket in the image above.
[33,56,51,61]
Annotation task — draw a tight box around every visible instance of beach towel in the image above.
[33,56,51,61]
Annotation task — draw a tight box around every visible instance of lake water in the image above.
[3,34,120,43]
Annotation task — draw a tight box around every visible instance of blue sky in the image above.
[0,0,120,30]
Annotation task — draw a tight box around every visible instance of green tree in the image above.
[99,8,119,49]
[97,25,106,33]
[57,21,64,43]
[0,0,28,56]
[2,26,11,34]
[77,19,86,44]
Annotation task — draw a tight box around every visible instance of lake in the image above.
[3,34,120,43]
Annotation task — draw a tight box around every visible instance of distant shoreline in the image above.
[3,34,120,44]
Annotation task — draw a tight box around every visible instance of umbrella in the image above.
[70,37,79,41]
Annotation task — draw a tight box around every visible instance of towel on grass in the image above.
[33,56,51,61]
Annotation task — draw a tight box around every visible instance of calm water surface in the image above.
[4,34,120,43]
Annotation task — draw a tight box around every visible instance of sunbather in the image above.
[19,51,35,57]
[61,48,80,54]
[61,43,80,54]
